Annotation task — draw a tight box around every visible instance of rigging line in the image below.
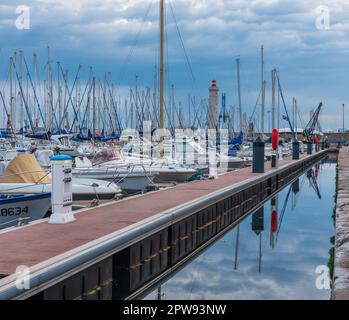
[75,84,92,131]
[105,79,123,133]
[98,80,116,134]
[276,72,295,138]
[70,74,92,131]
[118,0,155,81]
[248,89,262,126]
[164,3,172,104]
[59,64,81,132]
[22,55,47,129]
[12,60,36,133]
[275,185,292,243]
[0,88,16,137]
[168,0,197,91]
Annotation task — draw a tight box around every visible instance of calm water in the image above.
[143,161,336,300]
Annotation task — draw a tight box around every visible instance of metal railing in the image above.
[0,149,333,300]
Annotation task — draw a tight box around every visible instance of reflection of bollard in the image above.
[253,137,265,173]
[307,142,313,155]
[49,155,75,224]
[292,179,300,194]
[292,141,300,160]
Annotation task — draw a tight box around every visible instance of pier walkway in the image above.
[0,149,333,299]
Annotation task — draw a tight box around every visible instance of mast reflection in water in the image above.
[144,161,336,300]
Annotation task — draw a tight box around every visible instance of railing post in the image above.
[292,141,300,160]
[49,155,75,224]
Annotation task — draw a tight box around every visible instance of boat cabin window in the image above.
[91,148,124,166]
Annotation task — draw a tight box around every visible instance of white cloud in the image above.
[0,0,348,129]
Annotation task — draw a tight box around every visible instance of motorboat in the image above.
[0,193,51,230]
[73,148,157,194]
[0,154,123,201]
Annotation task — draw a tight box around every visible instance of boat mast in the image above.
[19,50,24,132]
[260,45,265,137]
[57,62,62,132]
[159,0,165,155]
[9,56,13,131]
[33,54,38,127]
[236,57,242,134]
[93,76,96,140]
[271,69,276,130]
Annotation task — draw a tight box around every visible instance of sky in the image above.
[1,0,349,131]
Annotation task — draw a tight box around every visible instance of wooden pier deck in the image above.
[0,151,326,279]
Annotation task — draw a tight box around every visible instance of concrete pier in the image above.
[0,149,335,300]
[333,147,349,300]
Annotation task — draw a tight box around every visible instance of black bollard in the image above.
[292,141,300,160]
[253,137,265,173]
[271,153,278,168]
[307,142,313,155]
[292,179,300,194]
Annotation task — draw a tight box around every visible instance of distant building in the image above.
[208,80,219,130]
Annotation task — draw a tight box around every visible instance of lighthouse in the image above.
[208,80,219,130]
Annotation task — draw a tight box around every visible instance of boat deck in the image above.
[0,153,315,277]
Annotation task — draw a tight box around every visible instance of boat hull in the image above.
[0,193,51,230]
[72,170,153,194]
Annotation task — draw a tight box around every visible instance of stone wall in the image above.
[332,147,349,299]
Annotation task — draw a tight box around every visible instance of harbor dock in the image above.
[333,147,349,300]
[0,148,336,300]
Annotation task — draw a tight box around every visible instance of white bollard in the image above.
[49,155,75,224]
[208,147,218,179]
[278,146,283,161]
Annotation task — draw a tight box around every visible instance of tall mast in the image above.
[135,75,139,131]
[33,54,38,127]
[9,57,13,130]
[260,45,265,136]
[236,57,242,133]
[271,69,276,130]
[92,77,96,139]
[159,0,165,154]
[57,62,62,131]
[13,51,17,130]
[87,66,92,130]
[19,50,24,131]
[171,84,175,130]
[47,46,51,131]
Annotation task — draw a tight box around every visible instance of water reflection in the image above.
[143,161,336,300]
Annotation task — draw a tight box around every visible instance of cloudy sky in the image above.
[1,0,349,130]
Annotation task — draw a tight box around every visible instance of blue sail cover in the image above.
[0,131,13,138]
[228,132,244,148]
[216,132,243,156]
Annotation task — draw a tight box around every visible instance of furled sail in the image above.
[0,154,51,184]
